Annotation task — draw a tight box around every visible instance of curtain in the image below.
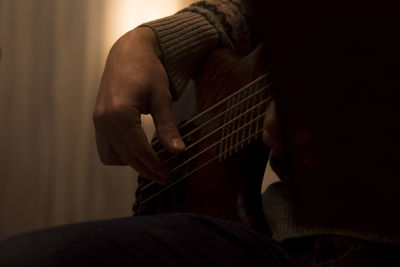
[0,0,197,240]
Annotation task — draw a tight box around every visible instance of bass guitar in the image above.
[133,45,274,233]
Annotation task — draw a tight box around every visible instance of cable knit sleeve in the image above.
[140,0,256,100]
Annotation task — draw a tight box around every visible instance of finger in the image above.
[263,127,284,160]
[112,108,170,180]
[95,131,125,165]
[263,100,284,159]
[104,120,168,184]
[94,118,125,165]
[150,88,185,154]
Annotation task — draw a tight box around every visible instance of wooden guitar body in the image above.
[133,46,273,233]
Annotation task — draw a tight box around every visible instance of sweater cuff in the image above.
[140,12,221,100]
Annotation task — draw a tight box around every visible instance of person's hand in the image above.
[93,27,185,184]
[262,100,285,160]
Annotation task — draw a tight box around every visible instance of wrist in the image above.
[111,27,162,64]
[127,27,162,60]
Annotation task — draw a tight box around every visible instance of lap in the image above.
[0,213,296,266]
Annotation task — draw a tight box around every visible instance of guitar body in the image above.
[134,46,273,233]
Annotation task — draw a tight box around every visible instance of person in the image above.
[1,0,399,266]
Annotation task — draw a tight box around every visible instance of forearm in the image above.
[140,0,257,99]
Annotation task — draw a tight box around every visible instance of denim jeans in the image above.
[0,213,399,266]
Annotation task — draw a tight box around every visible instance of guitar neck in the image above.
[133,47,272,232]
[152,72,272,177]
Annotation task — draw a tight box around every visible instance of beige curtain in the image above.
[0,0,191,240]
[1,0,261,240]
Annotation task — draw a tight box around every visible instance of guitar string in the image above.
[237,90,247,152]
[223,96,233,160]
[159,96,273,166]
[138,128,264,205]
[248,86,257,145]
[240,88,250,150]
[230,94,237,156]
[154,83,272,156]
[139,112,265,192]
[139,111,267,192]
[137,74,271,195]
[150,73,270,148]
[151,73,269,147]
[169,112,265,173]
[219,96,229,162]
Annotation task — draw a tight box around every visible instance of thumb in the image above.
[151,89,185,154]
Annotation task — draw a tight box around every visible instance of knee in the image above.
[0,232,48,266]
[0,228,86,266]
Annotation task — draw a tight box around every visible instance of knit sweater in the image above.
[141,0,400,244]
[141,0,256,99]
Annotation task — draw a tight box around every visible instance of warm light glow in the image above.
[104,0,182,50]
[103,0,197,140]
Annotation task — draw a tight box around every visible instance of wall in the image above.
[0,0,196,240]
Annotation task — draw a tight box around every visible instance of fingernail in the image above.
[172,138,185,150]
